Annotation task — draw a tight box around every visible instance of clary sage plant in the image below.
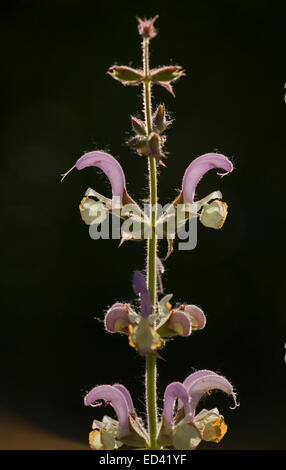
[62,15,239,450]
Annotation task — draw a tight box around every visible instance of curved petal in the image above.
[133,271,152,317]
[112,384,135,414]
[183,305,206,330]
[61,151,126,198]
[184,372,238,417]
[84,385,130,437]
[104,303,130,333]
[183,370,217,392]
[167,310,192,336]
[163,382,191,428]
[182,153,233,203]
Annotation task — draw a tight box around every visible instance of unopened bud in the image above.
[148,132,166,163]
[137,15,159,39]
[153,104,172,133]
[200,200,228,229]
[131,116,147,136]
[127,135,148,153]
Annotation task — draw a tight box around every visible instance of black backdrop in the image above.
[1,0,285,449]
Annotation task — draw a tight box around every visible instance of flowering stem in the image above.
[142,36,158,450]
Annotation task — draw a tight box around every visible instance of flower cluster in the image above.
[104,270,206,355]
[85,370,238,450]
[62,14,238,450]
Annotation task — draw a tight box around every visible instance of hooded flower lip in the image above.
[163,382,191,428]
[84,384,131,438]
[157,303,206,338]
[182,370,239,418]
[182,153,234,204]
[61,151,126,199]
[159,370,238,449]
[104,303,131,333]
[164,310,192,336]
[112,384,135,415]
[180,305,206,331]
[133,270,152,318]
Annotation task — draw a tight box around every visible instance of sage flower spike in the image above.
[84,384,148,450]
[182,153,233,205]
[158,370,238,450]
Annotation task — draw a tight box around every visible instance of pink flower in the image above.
[182,152,233,204]
[61,151,127,199]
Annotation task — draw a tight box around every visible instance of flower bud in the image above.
[153,104,172,134]
[108,66,144,85]
[127,136,150,157]
[79,197,107,225]
[137,15,159,39]
[148,132,166,164]
[199,200,228,229]
[131,116,147,136]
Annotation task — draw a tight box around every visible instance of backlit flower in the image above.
[158,370,239,449]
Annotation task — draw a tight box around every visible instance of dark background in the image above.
[1,0,285,449]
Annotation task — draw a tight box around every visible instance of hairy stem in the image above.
[143,37,158,450]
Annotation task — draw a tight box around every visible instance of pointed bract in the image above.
[137,15,159,39]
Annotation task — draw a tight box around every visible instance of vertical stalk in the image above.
[142,37,158,450]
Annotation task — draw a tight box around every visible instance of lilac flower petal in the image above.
[61,151,126,198]
[182,153,233,203]
[185,373,238,417]
[104,304,130,333]
[84,385,130,437]
[184,305,206,330]
[112,384,135,414]
[183,370,217,392]
[133,270,147,294]
[133,271,152,317]
[168,310,192,336]
[178,371,217,410]
[163,382,191,427]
